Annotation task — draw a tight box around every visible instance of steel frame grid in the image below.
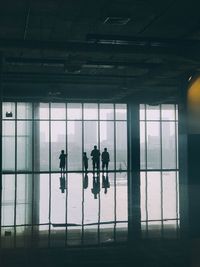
[139,104,180,239]
[0,101,128,248]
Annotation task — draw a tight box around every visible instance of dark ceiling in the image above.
[1,0,200,102]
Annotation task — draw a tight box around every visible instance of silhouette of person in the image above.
[90,145,100,172]
[59,176,66,193]
[91,175,100,199]
[83,152,88,172]
[59,150,67,176]
[102,173,110,194]
[101,148,110,172]
[83,173,88,189]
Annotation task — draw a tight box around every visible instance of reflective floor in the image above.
[1,171,128,248]
[1,171,179,248]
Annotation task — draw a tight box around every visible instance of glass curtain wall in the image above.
[1,102,128,248]
[140,104,179,238]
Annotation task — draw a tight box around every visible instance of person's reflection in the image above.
[91,174,100,199]
[59,175,66,193]
[83,173,88,189]
[102,173,110,194]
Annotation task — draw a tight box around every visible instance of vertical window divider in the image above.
[81,103,84,245]
[48,102,51,247]
[144,105,148,238]
[97,103,100,245]
[0,56,2,248]
[65,102,68,247]
[31,102,35,245]
[160,105,164,238]
[114,104,117,241]
[175,104,179,237]
[14,102,17,247]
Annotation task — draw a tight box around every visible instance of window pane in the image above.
[3,102,15,119]
[140,121,146,169]
[116,173,127,221]
[84,173,99,223]
[116,121,127,170]
[162,122,176,169]
[115,104,127,120]
[51,174,66,224]
[139,104,145,120]
[35,121,49,171]
[83,104,98,120]
[2,175,15,226]
[51,103,66,120]
[68,173,82,224]
[147,122,161,169]
[147,172,161,220]
[68,121,82,171]
[100,121,114,170]
[146,105,160,120]
[100,173,114,222]
[163,172,177,219]
[140,172,146,221]
[84,121,98,170]
[161,104,175,120]
[17,103,32,119]
[100,104,114,120]
[51,121,66,171]
[38,174,49,224]
[2,121,15,171]
[16,175,32,225]
[17,121,32,171]
[67,103,82,120]
[34,103,49,120]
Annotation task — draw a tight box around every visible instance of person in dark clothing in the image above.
[91,174,100,199]
[101,148,110,172]
[102,173,110,194]
[90,145,100,171]
[83,152,88,172]
[83,173,88,189]
[59,150,67,176]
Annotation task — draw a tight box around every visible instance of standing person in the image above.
[102,148,110,172]
[90,145,100,172]
[83,152,88,172]
[59,150,67,176]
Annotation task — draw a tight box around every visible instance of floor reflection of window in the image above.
[140,104,179,238]
[1,102,128,248]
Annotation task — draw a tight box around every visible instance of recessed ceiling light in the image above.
[103,17,131,26]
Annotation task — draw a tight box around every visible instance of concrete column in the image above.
[0,53,3,246]
[127,103,141,241]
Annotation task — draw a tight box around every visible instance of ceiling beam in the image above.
[0,37,200,57]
